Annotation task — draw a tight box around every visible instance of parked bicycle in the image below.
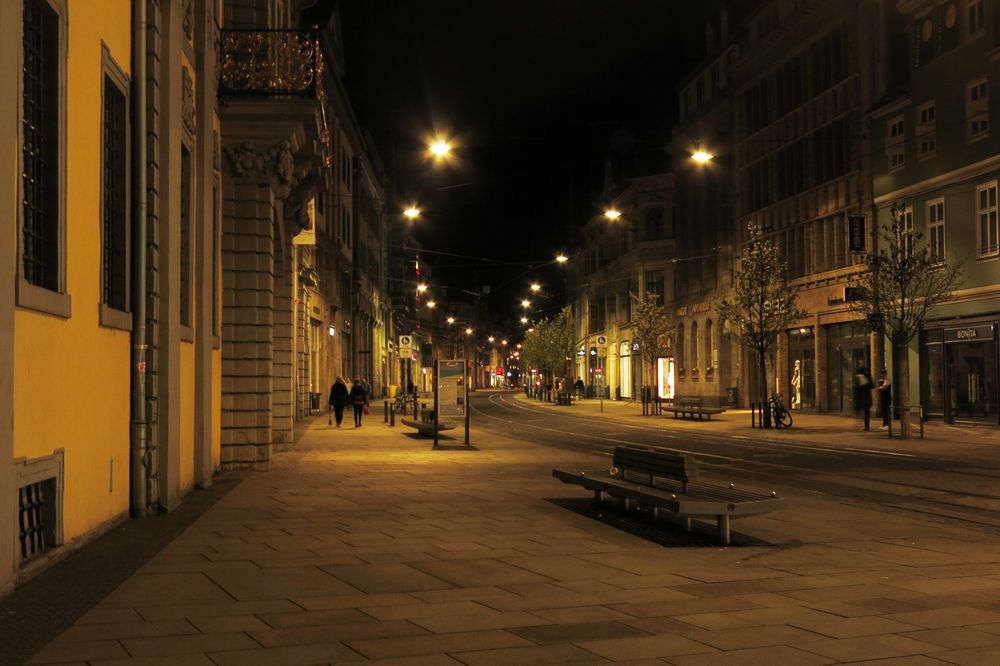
[392,392,414,415]
[769,393,793,429]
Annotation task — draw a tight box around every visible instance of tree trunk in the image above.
[898,346,910,439]
[759,347,771,428]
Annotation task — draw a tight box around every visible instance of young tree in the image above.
[852,202,964,437]
[717,222,807,427]
[520,306,575,400]
[631,292,673,398]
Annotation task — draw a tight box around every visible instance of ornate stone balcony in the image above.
[219,29,321,97]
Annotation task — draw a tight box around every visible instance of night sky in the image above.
[338,1,711,327]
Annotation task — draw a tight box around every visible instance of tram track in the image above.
[471,391,1000,533]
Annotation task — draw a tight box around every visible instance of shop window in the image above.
[977,181,998,257]
[927,199,945,265]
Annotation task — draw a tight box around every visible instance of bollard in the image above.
[389,404,395,427]
[384,400,389,423]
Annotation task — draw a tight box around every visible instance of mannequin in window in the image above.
[791,360,802,409]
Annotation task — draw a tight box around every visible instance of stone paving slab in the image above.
[17,411,1000,664]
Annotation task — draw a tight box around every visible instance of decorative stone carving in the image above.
[224,140,300,196]
[183,0,194,42]
[181,66,196,136]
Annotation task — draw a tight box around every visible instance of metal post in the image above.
[433,363,439,449]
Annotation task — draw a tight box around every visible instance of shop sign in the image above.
[849,215,866,252]
[943,324,994,343]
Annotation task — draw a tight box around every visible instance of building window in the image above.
[20,0,69,315]
[180,145,192,328]
[644,270,664,305]
[690,321,700,372]
[977,181,998,257]
[967,0,985,36]
[967,77,989,139]
[927,199,945,265]
[917,101,936,158]
[705,319,715,371]
[101,51,129,320]
[900,206,914,257]
[886,116,905,170]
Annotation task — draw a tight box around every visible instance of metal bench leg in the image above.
[623,498,632,511]
[652,507,660,520]
[594,490,604,503]
[684,517,692,532]
[718,515,730,546]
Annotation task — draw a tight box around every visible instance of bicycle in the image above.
[392,392,413,415]
[769,393,793,429]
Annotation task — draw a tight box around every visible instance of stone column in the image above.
[815,317,827,411]
[221,177,275,469]
[775,330,789,400]
[272,243,294,451]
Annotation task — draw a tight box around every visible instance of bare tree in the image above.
[718,223,807,427]
[852,202,964,437]
[631,292,673,399]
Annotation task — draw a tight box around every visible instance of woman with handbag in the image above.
[349,378,368,428]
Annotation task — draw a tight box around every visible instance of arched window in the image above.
[705,319,715,368]
[691,321,700,369]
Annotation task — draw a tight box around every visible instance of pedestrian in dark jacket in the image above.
[877,369,892,430]
[328,376,349,427]
[349,378,368,427]
[853,366,873,431]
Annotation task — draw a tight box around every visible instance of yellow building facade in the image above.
[1,0,222,595]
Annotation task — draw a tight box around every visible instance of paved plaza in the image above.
[14,398,1000,665]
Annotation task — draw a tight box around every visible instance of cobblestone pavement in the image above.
[15,403,1000,665]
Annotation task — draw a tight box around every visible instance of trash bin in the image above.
[726,387,739,407]
[310,392,321,411]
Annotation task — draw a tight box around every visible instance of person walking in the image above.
[361,377,372,401]
[328,376,349,428]
[349,378,368,428]
[853,366,874,431]
[877,369,892,430]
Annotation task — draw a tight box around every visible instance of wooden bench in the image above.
[660,397,726,420]
[552,445,785,545]
[401,418,456,437]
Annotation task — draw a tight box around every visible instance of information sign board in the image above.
[436,359,466,418]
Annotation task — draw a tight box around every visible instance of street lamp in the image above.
[417,283,428,294]
[447,316,455,325]
[488,336,495,343]
[555,254,568,263]
[403,206,421,220]
[520,299,531,308]
[530,283,541,293]
[465,327,473,336]
[604,209,621,220]
[429,139,451,157]
[520,317,528,324]
[427,300,436,309]
[691,150,714,164]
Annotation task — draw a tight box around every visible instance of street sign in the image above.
[848,215,866,252]
[597,347,607,358]
[596,335,607,347]
[399,335,412,355]
[436,360,466,417]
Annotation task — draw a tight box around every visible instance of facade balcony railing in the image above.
[219,28,322,96]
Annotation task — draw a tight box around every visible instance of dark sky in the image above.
[337,1,711,326]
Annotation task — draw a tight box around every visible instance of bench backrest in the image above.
[613,445,699,490]
[677,397,703,407]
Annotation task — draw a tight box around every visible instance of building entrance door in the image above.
[946,338,997,423]
[825,322,870,413]
[619,342,631,399]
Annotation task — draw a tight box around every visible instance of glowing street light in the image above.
[555,254,568,263]
[403,206,421,219]
[488,336,495,343]
[604,209,621,220]
[501,339,508,346]
[416,283,428,293]
[520,317,528,324]
[530,283,541,292]
[427,300,437,309]
[691,150,714,164]
[429,139,451,158]
[527,327,535,333]
[520,299,531,308]
[447,316,455,325]
[465,327,473,336]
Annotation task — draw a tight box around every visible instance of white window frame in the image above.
[977,181,998,257]
[886,115,905,171]
[926,198,945,265]
[967,77,989,141]
[916,100,936,160]
[900,206,914,257]
[16,0,71,318]
[99,44,132,331]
